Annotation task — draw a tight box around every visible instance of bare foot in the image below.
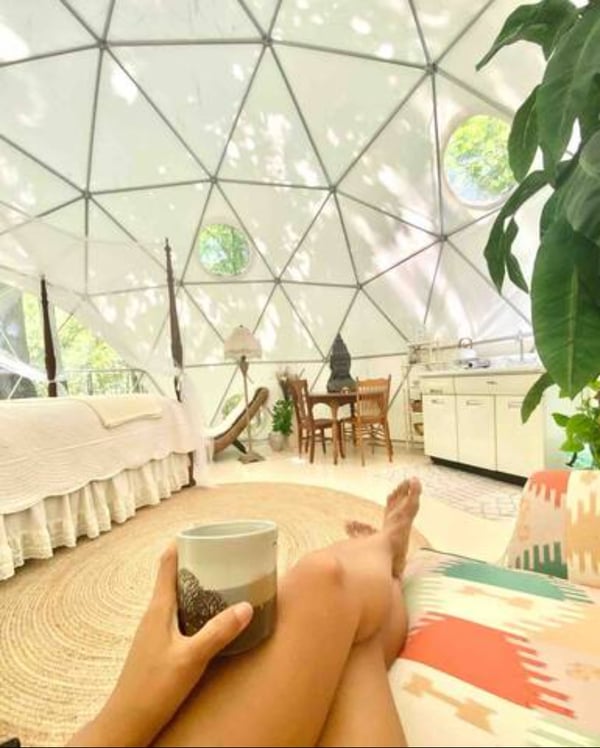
[345,520,377,538]
[383,477,421,577]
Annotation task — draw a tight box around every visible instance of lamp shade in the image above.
[223,325,262,361]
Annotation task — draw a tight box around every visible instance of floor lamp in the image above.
[224,325,264,463]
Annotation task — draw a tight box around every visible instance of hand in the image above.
[69,544,253,747]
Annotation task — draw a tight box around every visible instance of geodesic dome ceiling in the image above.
[0,0,545,427]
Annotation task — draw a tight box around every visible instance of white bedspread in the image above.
[0,395,195,515]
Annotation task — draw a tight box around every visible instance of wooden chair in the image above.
[288,378,335,463]
[342,376,393,466]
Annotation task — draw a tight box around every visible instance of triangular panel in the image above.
[0,0,95,63]
[223,183,326,276]
[95,183,210,277]
[109,0,257,41]
[243,0,279,32]
[0,140,80,220]
[179,292,228,365]
[87,202,165,294]
[340,195,437,283]
[115,45,261,173]
[283,196,356,285]
[425,244,530,343]
[254,287,321,361]
[365,243,441,339]
[282,283,355,357]
[66,0,112,36]
[0,50,98,186]
[340,291,407,357]
[186,283,272,337]
[0,219,86,294]
[273,0,426,64]
[92,288,170,365]
[413,0,490,62]
[220,51,327,186]
[439,0,546,113]
[435,75,515,233]
[277,46,423,182]
[184,187,275,282]
[90,55,205,191]
[40,201,85,236]
[340,77,438,233]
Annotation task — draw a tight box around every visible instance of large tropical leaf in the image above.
[532,218,600,396]
[537,4,600,173]
[522,371,554,422]
[484,171,548,293]
[509,86,540,182]
[563,130,600,247]
[477,0,578,69]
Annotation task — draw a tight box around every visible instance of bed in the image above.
[0,394,196,580]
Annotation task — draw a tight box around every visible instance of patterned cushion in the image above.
[391,549,600,747]
[504,470,600,589]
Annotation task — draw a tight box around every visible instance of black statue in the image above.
[327,334,356,392]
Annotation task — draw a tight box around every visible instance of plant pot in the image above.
[269,432,285,451]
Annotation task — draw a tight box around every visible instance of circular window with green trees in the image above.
[196,223,251,276]
[444,115,514,207]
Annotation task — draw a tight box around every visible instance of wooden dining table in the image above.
[307,390,357,465]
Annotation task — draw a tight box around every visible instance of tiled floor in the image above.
[209,441,520,563]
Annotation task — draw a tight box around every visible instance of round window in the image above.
[196,223,250,276]
[443,115,514,207]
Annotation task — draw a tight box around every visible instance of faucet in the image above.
[516,330,524,362]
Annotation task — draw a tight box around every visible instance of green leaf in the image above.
[532,218,600,396]
[506,251,529,294]
[552,411,570,427]
[477,0,578,69]
[522,371,554,422]
[537,4,600,173]
[484,220,507,293]
[509,87,540,182]
[501,170,549,218]
[483,171,548,293]
[563,131,600,247]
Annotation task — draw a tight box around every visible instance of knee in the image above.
[288,550,347,598]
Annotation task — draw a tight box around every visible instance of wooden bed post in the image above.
[164,239,195,485]
[164,239,183,403]
[40,277,57,398]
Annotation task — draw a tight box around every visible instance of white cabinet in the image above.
[420,370,565,477]
[423,395,458,461]
[456,396,495,470]
[495,395,544,476]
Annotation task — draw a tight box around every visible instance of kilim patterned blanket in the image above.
[390,470,600,747]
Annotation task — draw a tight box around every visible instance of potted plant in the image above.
[553,381,600,468]
[478,0,600,421]
[269,398,293,451]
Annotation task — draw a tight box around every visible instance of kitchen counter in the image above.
[419,366,543,378]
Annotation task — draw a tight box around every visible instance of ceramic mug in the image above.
[176,519,278,655]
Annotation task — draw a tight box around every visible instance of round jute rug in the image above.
[0,482,427,748]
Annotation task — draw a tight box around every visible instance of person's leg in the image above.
[316,578,408,748]
[155,479,420,748]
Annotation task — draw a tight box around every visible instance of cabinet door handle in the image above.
[465,400,484,406]
[508,400,523,409]
[429,388,443,394]
[430,398,444,405]
[486,380,498,386]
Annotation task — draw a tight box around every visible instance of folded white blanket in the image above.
[75,394,162,427]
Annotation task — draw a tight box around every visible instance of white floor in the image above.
[209,441,520,563]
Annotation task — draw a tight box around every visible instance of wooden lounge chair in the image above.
[208,387,269,457]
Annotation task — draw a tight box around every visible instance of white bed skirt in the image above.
[0,452,190,581]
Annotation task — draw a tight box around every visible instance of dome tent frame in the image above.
[0,0,538,435]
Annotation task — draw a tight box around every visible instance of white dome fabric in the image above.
[0,0,541,436]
